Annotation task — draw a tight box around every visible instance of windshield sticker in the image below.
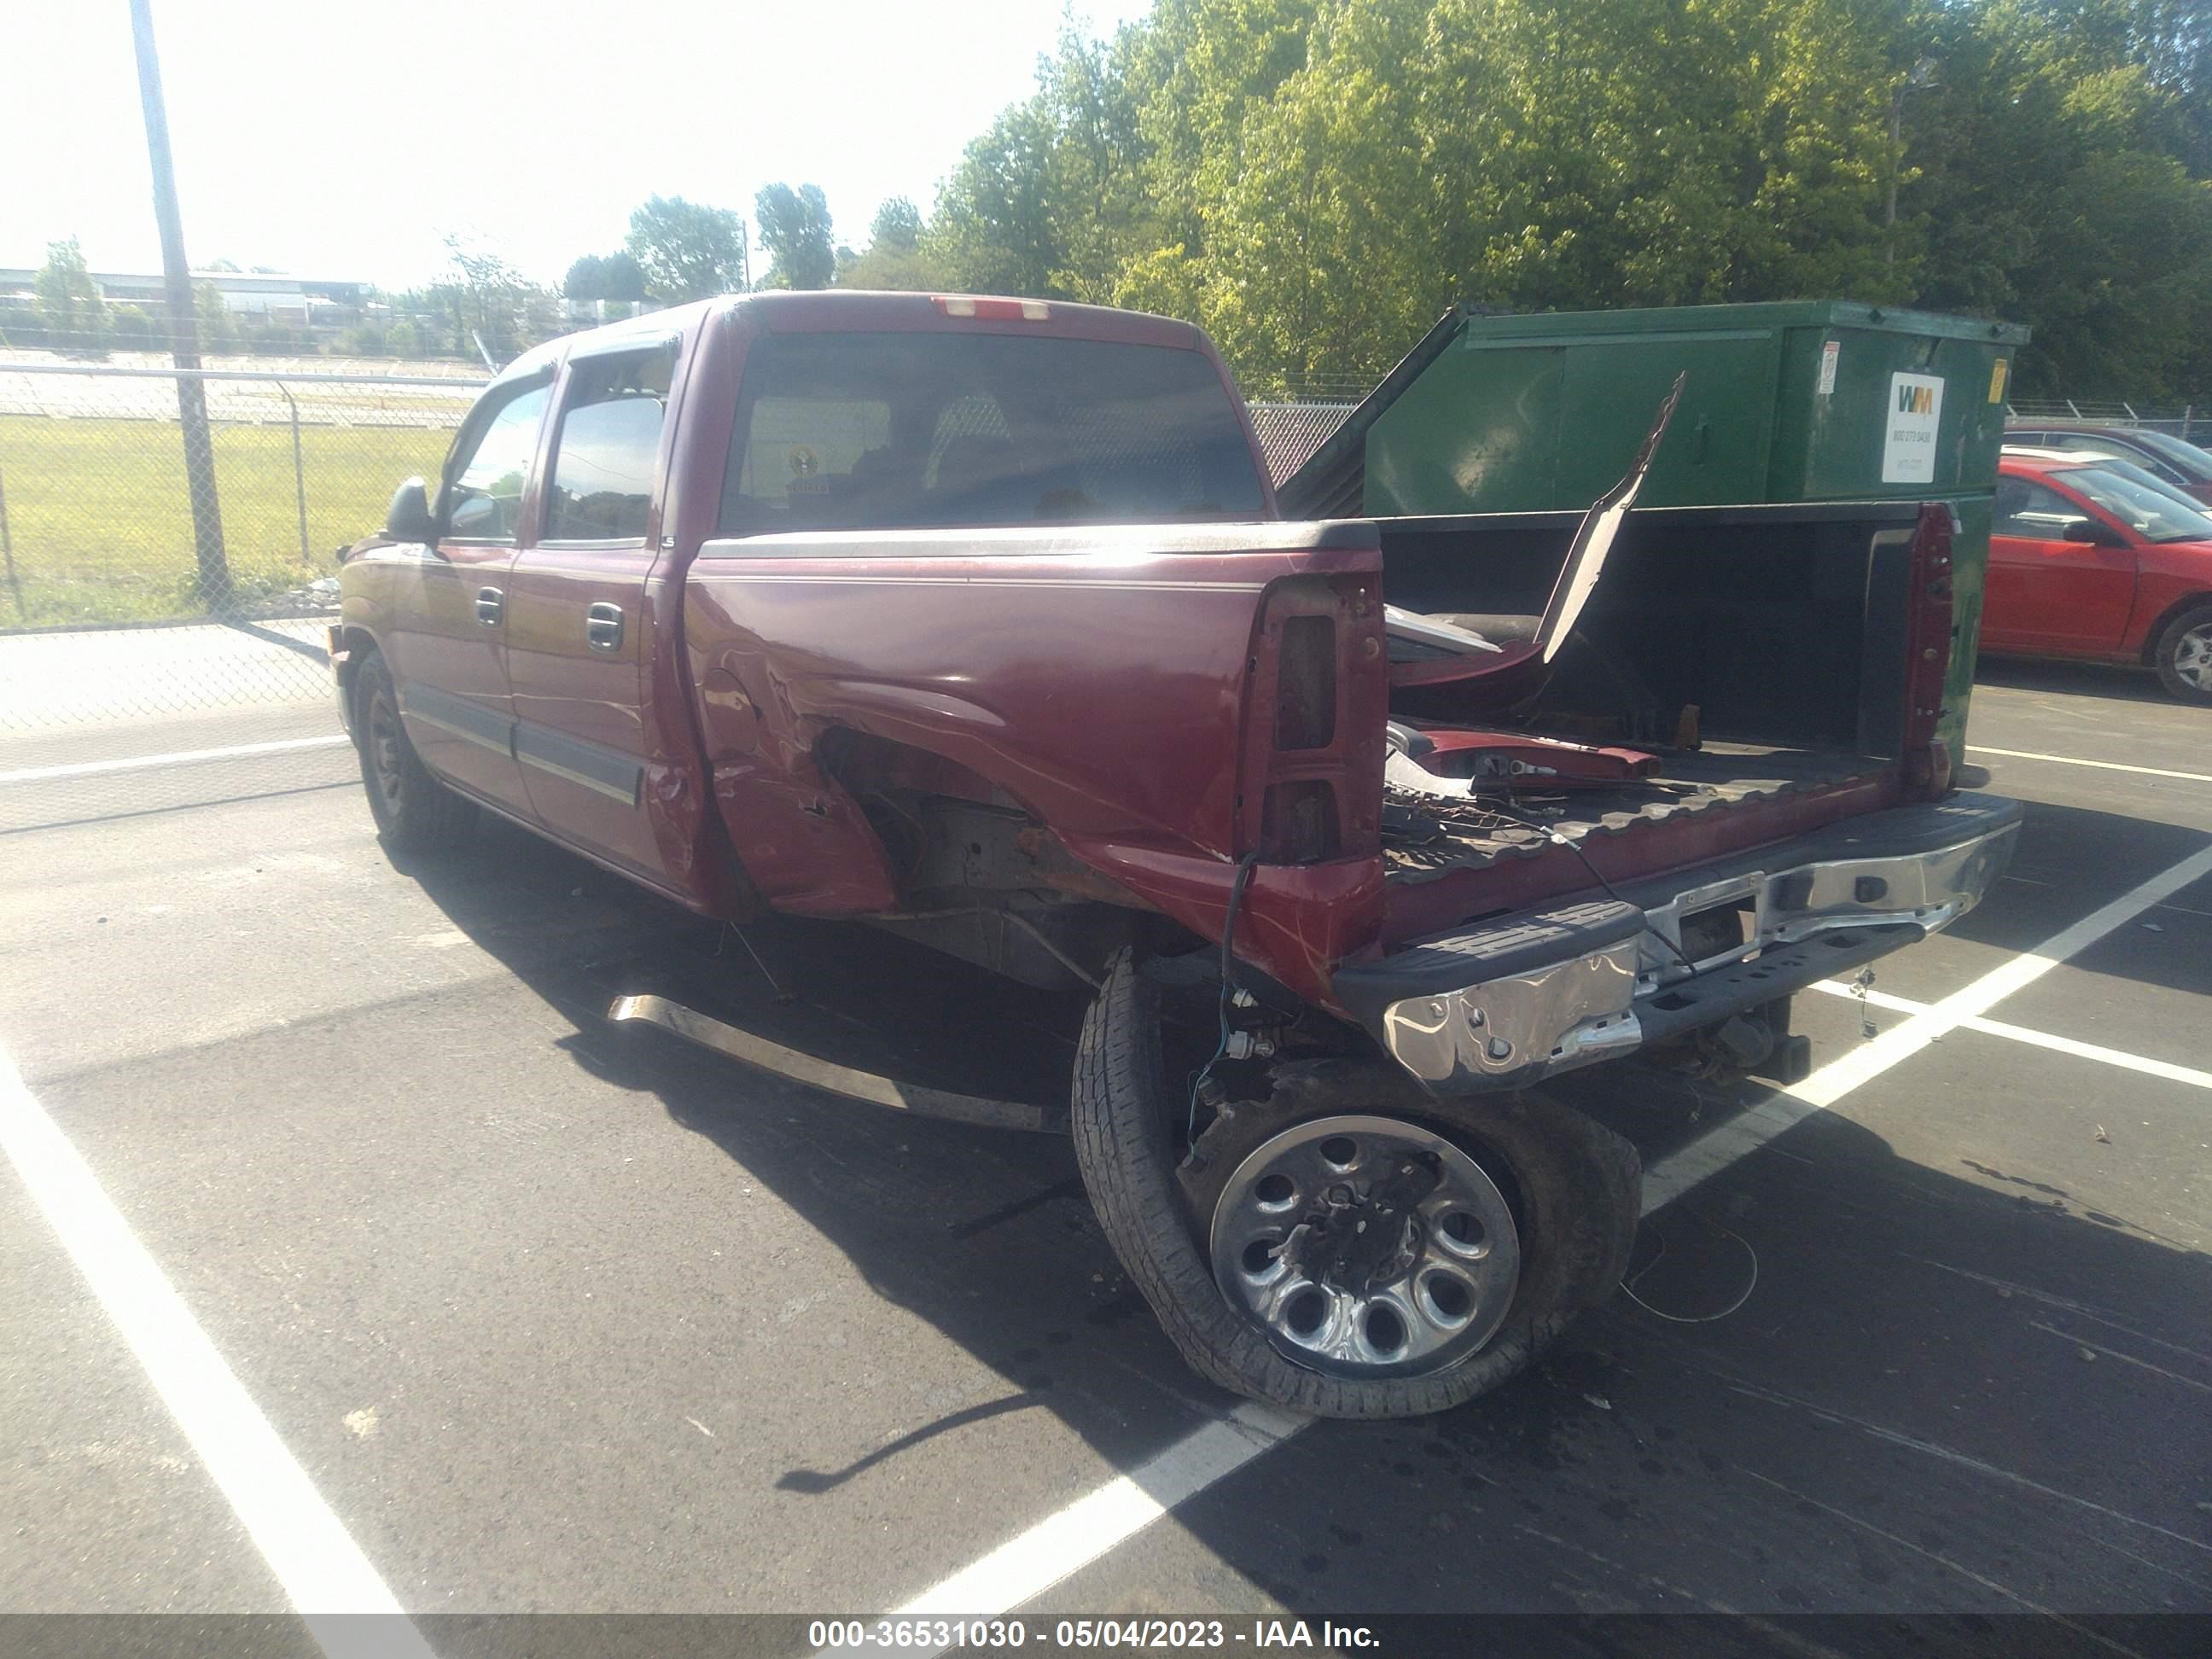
[1883,372,1944,484]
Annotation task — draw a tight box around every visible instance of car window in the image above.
[544,345,676,541]
[2124,428,2212,482]
[2051,432,2180,483]
[2060,465,2212,544]
[1994,478,2091,541]
[719,331,1266,534]
[445,382,550,541]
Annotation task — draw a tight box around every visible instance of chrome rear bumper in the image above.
[1336,792,2021,1094]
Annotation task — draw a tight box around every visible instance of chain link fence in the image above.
[0,355,483,731]
[2005,398,2207,441]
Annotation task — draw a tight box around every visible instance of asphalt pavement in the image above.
[1,649,2207,1650]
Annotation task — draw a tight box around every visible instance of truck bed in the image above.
[1383,742,1890,884]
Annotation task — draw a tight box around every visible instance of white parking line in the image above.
[887,833,2212,1629]
[1969,745,2212,785]
[894,1401,1303,1619]
[1807,980,2212,1091]
[0,733,350,785]
[0,738,349,791]
[1639,839,2212,1210]
[0,1039,432,1657]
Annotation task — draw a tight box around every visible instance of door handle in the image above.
[585,602,625,654]
[475,586,503,626]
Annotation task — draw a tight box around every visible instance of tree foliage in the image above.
[838,196,944,289]
[625,195,750,300]
[755,183,838,290]
[35,237,110,342]
[562,251,647,302]
[923,0,2212,399]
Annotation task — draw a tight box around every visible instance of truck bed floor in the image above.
[1383,742,1889,884]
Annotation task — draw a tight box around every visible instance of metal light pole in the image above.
[1885,57,1941,271]
[129,0,230,608]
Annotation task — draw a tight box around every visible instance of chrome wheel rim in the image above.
[367,693,405,811]
[2174,626,2212,691]
[1208,1113,1521,1378]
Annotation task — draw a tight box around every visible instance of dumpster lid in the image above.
[1274,300,2033,519]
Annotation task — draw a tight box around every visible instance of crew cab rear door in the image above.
[504,333,684,888]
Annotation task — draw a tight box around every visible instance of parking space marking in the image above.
[1808,980,2212,1091]
[1637,835,2212,1210]
[0,734,350,785]
[893,1401,1302,1620]
[0,1039,433,1655]
[1969,745,2212,786]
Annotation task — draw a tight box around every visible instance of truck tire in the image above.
[353,649,477,853]
[2151,602,2212,703]
[1071,950,1639,1419]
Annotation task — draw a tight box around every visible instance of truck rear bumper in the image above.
[1333,792,2021,1094]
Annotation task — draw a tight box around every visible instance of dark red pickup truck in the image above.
[334,291,2018,1418]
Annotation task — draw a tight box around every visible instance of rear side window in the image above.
[445,382,550,541]
[719,331,1265,534]
[544,345,676,541]
[1994,479,2090,540]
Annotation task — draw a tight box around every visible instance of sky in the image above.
[1,0,1154,290]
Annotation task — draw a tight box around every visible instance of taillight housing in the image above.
[1239,573,1386,863]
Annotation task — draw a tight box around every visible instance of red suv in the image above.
[1985,453,2212,701]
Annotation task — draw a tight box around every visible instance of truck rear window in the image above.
[718,332,1266,533]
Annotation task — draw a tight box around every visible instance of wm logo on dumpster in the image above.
[1896,382,1938,415]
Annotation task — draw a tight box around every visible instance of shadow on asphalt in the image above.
[393,815,2212,1629]
[1974,655,2173,707]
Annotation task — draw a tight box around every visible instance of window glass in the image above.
[545,346,675,540]
[719,332,1265,535]
[2059,464,2212,544]
[2118,428,2212,482]
[1994,478,2093,541]
[2050,432,2180,483]
[445,383,550,540]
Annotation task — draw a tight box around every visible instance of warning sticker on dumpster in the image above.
[1816,340,1840,395]
[1883,372,1944,483]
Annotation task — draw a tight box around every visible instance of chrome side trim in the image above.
[514,722,643,806]
[400,684,513,756]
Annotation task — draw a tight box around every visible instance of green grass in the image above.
[0,415,455,627]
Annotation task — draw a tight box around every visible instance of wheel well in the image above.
[336,626,380,737]
[2139,592,2212,665]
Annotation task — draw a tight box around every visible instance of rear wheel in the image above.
[2152,603,2212,703]
[353,649,477,853]
[1071,951,1640,1418]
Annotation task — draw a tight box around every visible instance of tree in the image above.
[837,196,944,289]
[924,24,1155,300]
[35,237,110,345]
[755,183,838,288]
[563,250,648,302]
[441,234,531,363]
[193,279,238,351]
[871,196,924,251]
[625,195,749,300]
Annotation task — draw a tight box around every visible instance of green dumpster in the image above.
[1280,301,2030,760]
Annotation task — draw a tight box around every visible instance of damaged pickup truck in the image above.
[333,292,2018,1418]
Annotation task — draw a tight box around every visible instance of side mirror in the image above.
[2063,517,2128,548]
[383,477,440,544]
